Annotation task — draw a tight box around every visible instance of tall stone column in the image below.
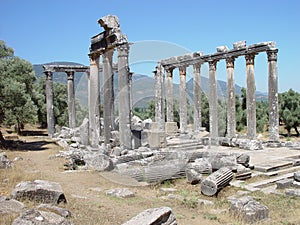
[154,64,165,131]
[179,66,187,133]
[245,53,256,139]
[88,55,100,147]
[267,49,279,142]
[118,44,132,149]
[45,71,55,137]
[208,60,218,143]
[102,49,114,145]
[226,57,236,138]
[66,71,76,129]
[193,63,202,131]
[166,67,174,122]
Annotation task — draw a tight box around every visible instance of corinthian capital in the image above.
[245,53,255,65]
[267,49,278,62]
[226,57,235,68]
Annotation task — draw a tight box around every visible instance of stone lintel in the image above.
[43,65,89,73]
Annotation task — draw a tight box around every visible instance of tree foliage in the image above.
[279,89,300,136]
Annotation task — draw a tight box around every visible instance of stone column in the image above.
[193,63,202,131]
[154,64,165,131]
[102,49,114,145]
[45,71,55,137]
[245,53,256,139]
[165,67,174,122]
[267,49,279,142]
[208,60,218,143]
[88,54,100,147]
[179,66,187,133]
[66,71,76,129]
[118,44,132,149]
[226,57,236,138]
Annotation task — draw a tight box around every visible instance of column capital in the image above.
[179,66,187,76]
[66,71,75,80]
[89,52,101,61]
[44,71,53,80]
[226,57,235,68]
[165,67,174,77]
[117,43,130,57]
[267,49,278,62]
[245,53,256,65]
[208,60,217,71]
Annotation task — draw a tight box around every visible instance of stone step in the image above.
[254,160,294,172]
[262,165,300,177]
[168,143,204,151]
[167,139,201,147]
[245,172,294,190]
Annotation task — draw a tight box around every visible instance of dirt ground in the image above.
[1,126,300,225]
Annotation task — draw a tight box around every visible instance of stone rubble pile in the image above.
[0,152,14,169]
[275,171,300,197]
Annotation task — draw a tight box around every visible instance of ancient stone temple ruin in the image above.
[155,41,279,144]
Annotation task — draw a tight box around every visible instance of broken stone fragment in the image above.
[121,207,177,225]
[106,188,135,198]
[11,180,67,204]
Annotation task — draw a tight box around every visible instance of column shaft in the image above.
[267,49,279,142]
[179,66,187,133]
[193,63,202,131]
[209,61,218,142]
[102,49,114,145]
[154,64,165,131]
[166,68,174,122]
[245,53,256,139]
[45,71,55,137]
[118,44,132,149]
[226,57,236,138]
[66,71,76,129]
[88,55,100,146]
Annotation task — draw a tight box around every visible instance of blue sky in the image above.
[0,0,299,93]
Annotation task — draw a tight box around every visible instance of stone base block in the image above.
[148,131,166,149]
[165,122,178,136]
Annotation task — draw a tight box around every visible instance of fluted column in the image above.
[88,54,100,147]
[193,63,202,131]
[166,67,174,122]
[45,71,55,137]
[66,71,76,129]
[245,53,256,139]
[226,57,236,138]
[179,66,187,133]
[102,49,114,145]
[118,44,132,149]
[154,64,165,131]
[209,60,218,143]
[267,49,279,142]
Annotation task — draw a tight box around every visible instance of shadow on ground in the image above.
[5,140,52,151]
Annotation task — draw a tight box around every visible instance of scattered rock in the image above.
[159,188,177,193]
[83,153,113,171]
[185,168,202,185]
[294,172,300,182]
[228,196,269,224]
[160,194,183,201]
[198,199,214,206]
[106,188,135,198]
[0,152,14,169]
[11,180,67,204]
[12,209,73,225]
[122,207,177,225]
[276,179,293,189]
[286,189,300,197]
[37,204,71,218]
[0,196,25,215]
[189,158,212,174]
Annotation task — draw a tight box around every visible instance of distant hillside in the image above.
[33,62,267,108]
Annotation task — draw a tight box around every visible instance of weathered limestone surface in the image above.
[45,71,55,137]
[294,171,300,182]
[66,71,76,129]
[12,208,73,225]
[193,63,201,130]
[154,64,165,131]
[245,53,256,139]
[179,66,187,133]
[0,152,13,169]
[166,68,174,122]
[226,57,236,138]
[106,188,135,198]
[228,196,269,224]
[11,180,67,204]
[88,56,100,147]
[118,44,132,149]
[208,60,218,143]
[0,196,25,215]
[201,167,233,196]
[102,49,114,145]
[122,207,177,225]
[267,49,279,142]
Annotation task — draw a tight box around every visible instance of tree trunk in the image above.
[0,131,7,149]
[294,126,299,137]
